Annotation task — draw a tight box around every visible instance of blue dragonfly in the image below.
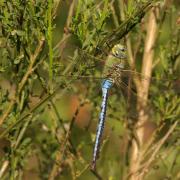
[56,43,177,171]
[90,44,127,170]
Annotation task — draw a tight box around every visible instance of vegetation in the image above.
[0,0,179,179]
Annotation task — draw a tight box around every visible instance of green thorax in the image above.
[103,44,127,77]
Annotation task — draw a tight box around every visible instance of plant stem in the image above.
[129,7,158,180]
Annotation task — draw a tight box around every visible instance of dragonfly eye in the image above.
[111,44,126,58]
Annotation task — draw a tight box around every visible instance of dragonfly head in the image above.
[111,44,126,59]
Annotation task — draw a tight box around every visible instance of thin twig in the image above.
[90,169,103,180]
[139,121,178,178]
[0,37,45,126]
[110,0,119,27]
[0,161,9,178]
[0,85,68,139]
[97,1,153,56]
[48,99,88,180]
[55,0,75,57]
[127,121,178,179]
[75,164,90,179]
[0,99,15,126]
[18,37,45,94]
[52,0,62,18]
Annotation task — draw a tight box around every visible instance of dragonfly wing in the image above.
[120,70,177,85]
[113,69,179,124]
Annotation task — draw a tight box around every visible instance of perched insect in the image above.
[91,44,127,170]
[56,43,177,171]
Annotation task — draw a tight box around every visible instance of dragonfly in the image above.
[90,44,127,170]
[55,43,177,171]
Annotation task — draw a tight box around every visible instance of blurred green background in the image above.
[0,0,179,179]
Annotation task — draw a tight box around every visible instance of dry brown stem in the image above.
[129,7,158,180]
[0,161,9,178]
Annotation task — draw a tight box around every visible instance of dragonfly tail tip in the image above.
[90,161,96,171]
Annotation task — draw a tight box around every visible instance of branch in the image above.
[96,1,153,56]
[129,7,158,180]
[0,161,9,178]
[0,99,15,126]
[48,100,88,180]
[139,121,178,178]
[18,37,45,94]
[54,0,75,57]
[0,37,45,127]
